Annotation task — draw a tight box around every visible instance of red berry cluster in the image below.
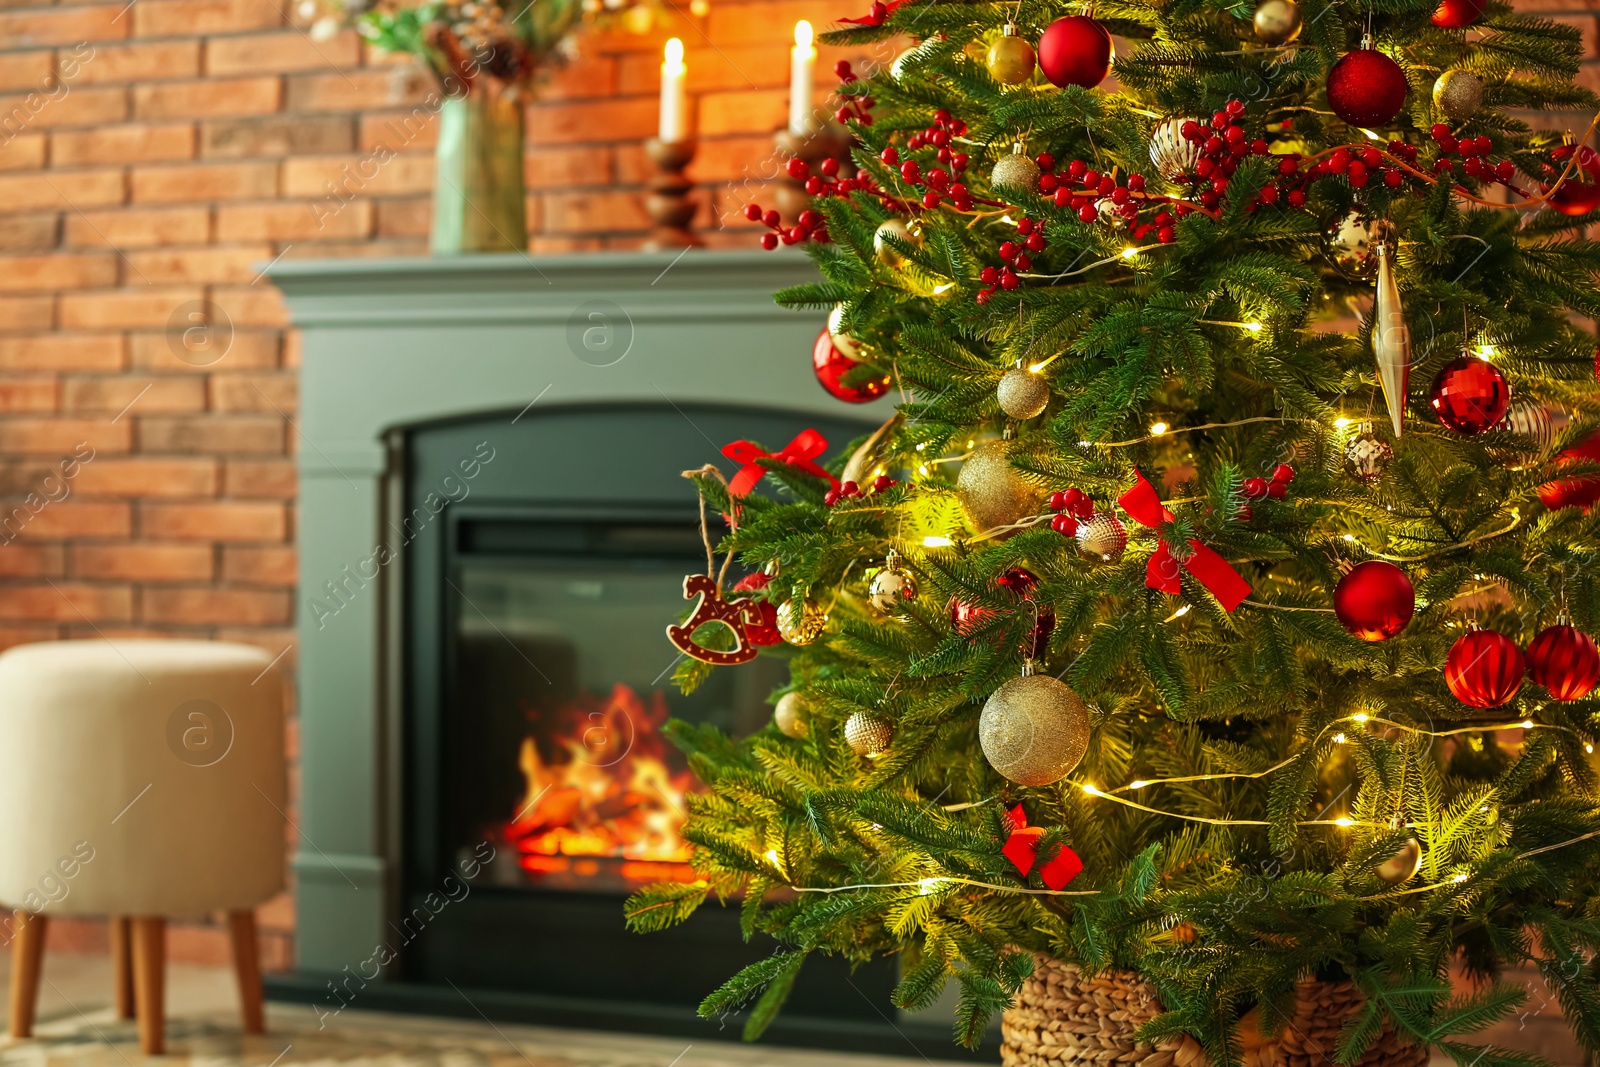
[976,217,1048,304]
[832,61,876,126]
[746,202,830,250]
[824,475,897,507]
[880,110,973,211]
[1429,125,1516,186]
[1281,140,1415,199]
[1243,463,1295,501]
[1174,100,1270,208]
[1047,487,1096,536]
[1041,158,1181,245]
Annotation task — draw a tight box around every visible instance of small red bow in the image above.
[840,0,903,24]
[1002,805,1083,891]
[722,429,836,497]
[1117,470,1252,613]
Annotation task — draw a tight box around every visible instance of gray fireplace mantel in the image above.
[269,251,890,976]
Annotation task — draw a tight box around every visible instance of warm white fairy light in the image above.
[1130,780,1150,790]
[1122,246,1140,259]
[1334,817,1354,828]
[1334,732,1347,744]
[922,535,953,548]
[917,877,943,895]
[1352,713,1369,723]
[765,849,781,865]
[1334,416,1352,429]
[1149,421,1169,436]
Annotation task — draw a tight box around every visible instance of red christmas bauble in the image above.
[1430,356,1510,435]
[1527,624,1600,701]
[1334,560,1414,642]
[951,568,1055,655]
[1445,629,1525,708]
[1326,48,1408,128]
[731,573,781,646]
[1430,0,1485,27]
[812,326,890,404]
[1037,15,1112,89]
[1539,431,1600,511]
[1543,146,1600,216]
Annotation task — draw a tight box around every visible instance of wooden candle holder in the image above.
[773,120,855,224]
[643,138,703,251]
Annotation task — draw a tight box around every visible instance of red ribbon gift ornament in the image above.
[1002,805,1083,891]
[1117,470,1252,613]
[722,429,837,498]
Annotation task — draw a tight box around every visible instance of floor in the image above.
[0,952,1585,1067]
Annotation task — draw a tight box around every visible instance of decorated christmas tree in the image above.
[626,0,1600,1058]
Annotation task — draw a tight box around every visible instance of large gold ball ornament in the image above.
[1432,69,1483,123]
[991,150,1042,194]
[827,303,861,361]
[874,218,922,267]
[774,692,809,738]
[986,26,1037,85]
[956,440,1041,534]
[1149,117,1203,183]
[978,671,1092,785]
[1374,836,1423,883]
[868,553,919,613]
[1075,512,1128,563]
[1343,425,1394,485]
[776,597,826,645]
[1325,209,1392,280]
[844,709,895,758]
[1252,0,1303,45]
[997,367,1050,419]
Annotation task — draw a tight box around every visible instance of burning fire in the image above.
[504,682,697,883]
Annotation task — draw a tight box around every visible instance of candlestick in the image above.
[788,20,816,135]
[643,138,704,251]
[659,37,688,142]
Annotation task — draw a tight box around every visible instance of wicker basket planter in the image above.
[1001,955,1430,1067]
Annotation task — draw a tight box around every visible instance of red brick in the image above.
[75,40,202,83]
[72,457,218,496]
[209,284,287,328]
[284,69,427,114]
[534,55,620,100]
[617,46,777,94]
[0,51,51,92]
[0,418,130,454]
[0,582,132,623]
[206,30,360,75]
[137,416,284,455]
[0,135,46,171]
[525,145,612,189]
[125,245,275,284]
[59,286,203,329]
[542,190,650,234]
[143,586,290,624]
[0,7,129,47]
[0,543,62,578]
[210,373,295,412]
[73,542,214,581]
[215,200,369,241]
[141,500,285,540]
[699,89,786,136]
[359,109,437,152]
[0,169,124,213]
[224,458,294,498]
[222,544,294,584]
[5,501,133,539]
[0,378,55,411]
[0,296,52,331]
[130,328,279,371]
[130,162,276,202]
[280,153,433,197]
[54,123,194,166]
[200,114,351,158]
[0,214,57,251]
[132,0,282,36]
[63,205,209,248]
[0,334,124,370]
[134,77,281,121]
[0,86,129,130]
[0,253,119,292]
[0,624,59,651]
[373,198,427,238]
[62,376,206,413]
[528,97,656,145]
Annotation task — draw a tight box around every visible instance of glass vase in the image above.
[431,87,527,255]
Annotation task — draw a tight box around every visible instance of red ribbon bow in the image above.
[722,429,836,497]
[840,0,903,24]
[1117,470,1252,613]
[1001,805,1083,891]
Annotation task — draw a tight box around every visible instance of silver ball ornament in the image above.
[1432,70,1483,123]
[997,367,1050,419]
[1374,836,1423,884]
[777,597,826,645]
[1344,426,1394,485]
[774,692,809,738]
[1075,512,1127,563]
[1326,209,1392,280]
[956,440,1041,534]
[1252,0,1303,45]
[844,709,894,758]
[991,151,1042,194]
[1149,117,1203,183]
[874,218,921,267]
[978,671,1091,785]
[869,554,919,613]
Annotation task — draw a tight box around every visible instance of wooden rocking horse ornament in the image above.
[666,573,765,665]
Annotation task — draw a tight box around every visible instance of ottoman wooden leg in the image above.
[227,910,265,1034]
[130,917,165,1055]
[111,916,135,1020]
[8,909,47,1038]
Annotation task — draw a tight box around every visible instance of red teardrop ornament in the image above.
[1527,624,1600,701]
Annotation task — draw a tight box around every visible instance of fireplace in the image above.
[267,253,991,1056]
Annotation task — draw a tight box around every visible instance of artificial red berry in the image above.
[1068,159,1087,178]
[1328,148,1351,173]
[820,158,840,177]
[1077,203,1097,222]
[1384,170,1404,188]
[1347,162,1369,187]
[744,203,763,221]
[1111,186,1130,204]
[1266,481,1287,500]
[1205,135,1225,156]
[1049,491,1068,512]
[999,241,1019,260]
[1128,174,1146,192]
[1050,513,1078,536]
[1055,187,1074,207]
[923,191,941,208]
[1438,134,1458,155]
[1243,477,1268,499]
[901,160,921,181]
[999,269,1019,290]
[1495,160,1515,182]
[1036,153,1055,171]
[1430,123,1451,143]
[760,232,778,250]
[1083,169,1101,187]
[1061,487,1086,512]
[1251,139,1269,155]
[880,146,899,164]
[1272,463,1295,483]
[1212,176,1229,194]
[1026,231,1046,252]
[841,480,859,497]
[1039,174,1059,193]
[1361,148,1382,168]
[1237,504,1253,521]
[1259,184,1279,204]
[1098,176,1115,195]
[1200,190,1220,208]
[1226,98,1246,116]
[824,488,840,507]
[980,266,998,284]
[1180,121,1201,140]
[951,153,969,171]
[1435,158,1454,176]
[1278,156,1298,176]
[1158,225,1175,243]
[1196,158,1216,179]
[787,158,810,179]
[975,289,991,305]
[805,176,824,194]
[1212,110,1230,129]
[1225,125,1246,145]
[1014,253,1032,270]
[874,475,894,492]
[1474,136,1493,155]
[762,209,781,228]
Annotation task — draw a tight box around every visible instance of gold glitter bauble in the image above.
[869,558,919,613]
[1374,836,1422,883]
[978,672,1091,785]
[1325,209,1392,280]
[991,151,1042,194]
[986,28,1036,85]
[1075,512,1127,563]
[956,440,1041,534]
[1149,117,1203,183]
[1492,399,1555,470]
[1252,0,1302,45]
[996,367,1050,419]
[844,709,894,757]
[1432,69,1483,123]
[874,218,921,267]
[827,303,861,361]
[1343,426,1393,485]
[774,692,808,738]
[776,598,826,645]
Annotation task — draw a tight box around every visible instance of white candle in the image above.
[788,20,816,135]
[659,37,687,142]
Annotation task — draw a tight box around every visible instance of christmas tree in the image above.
[626,0,1600,1058]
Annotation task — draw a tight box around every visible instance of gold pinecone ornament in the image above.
[978,664,1092,785]
[844,709,895,758]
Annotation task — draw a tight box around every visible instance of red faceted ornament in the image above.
[731,572,781,646]
[1326,48,1408,128]
[1430,356,1510,435]
[1038,15,1112,89]
[1527,624,1600,701]
[1445,629,1525,708]
[1334,560,1414,642]
[1542,146,1600,216]
[812,326,891,404]
[1539,431,1600,512]
[1430,0,1485,27]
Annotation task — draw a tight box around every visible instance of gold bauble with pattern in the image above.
[844,709,895,758]
[776,597,826,645]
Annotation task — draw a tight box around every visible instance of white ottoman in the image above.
[0,639,287,1052]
